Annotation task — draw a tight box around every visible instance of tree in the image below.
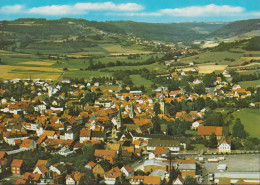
[208,133,218,148]
[83,144,95,162]
[194,97,205,111]
[184,175,198,185]
[203,73,216,87]
[154,103,161,116]
[205,98,217,110]
[232,118,248,139]
[194,84,205,95]
[152,116,161,133]
[205,112,224,126]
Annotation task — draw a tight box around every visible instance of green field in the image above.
[130,75,153,86]
[181,51,245,65]
[239,80,260,88]
[232,108,260,138]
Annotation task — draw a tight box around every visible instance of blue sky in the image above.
[0,0,259,22]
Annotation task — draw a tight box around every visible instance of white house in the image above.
[121,165,134,178]
[218,140,231,153]
[65,130,74,140]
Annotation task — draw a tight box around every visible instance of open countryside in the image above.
[0,1,260,185]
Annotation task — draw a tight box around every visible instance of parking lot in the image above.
[202,154,260,174]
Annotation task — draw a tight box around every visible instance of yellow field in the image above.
[241,57,260,61]
[197,65,227,74]
[18,60,56,66]
[0,65,62,80]
[201,43,219,48]
[102,45,151,55]
[176,67,195,72]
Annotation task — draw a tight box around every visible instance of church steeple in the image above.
[160,98,165,115]
[129,101,135,118]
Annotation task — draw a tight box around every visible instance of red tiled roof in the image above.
[23,172,41,181]
[143,176,161,184]
[198,126,223,136]
[11,159,23,168]
[0,151,6,159]
[105,167,122,178]
[35,160,47,167]
[154,147,169,155]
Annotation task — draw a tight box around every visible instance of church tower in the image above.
[160,98,165,115]
[129,101,135,118]
[112,126,118,139]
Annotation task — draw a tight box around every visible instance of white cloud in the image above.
[27,2,143,15]
[160,4,244,17]
[28,5,81,15]
[74,2,144,11]
[0,4,24,14]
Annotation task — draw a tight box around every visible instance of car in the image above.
[209,173,214,181]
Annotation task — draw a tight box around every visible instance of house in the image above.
[94,149,118,164]
[43,130,58,139]
[176,159,197,178]
[173,175,184,185]
[11,159,24,175]
[20,139,37,150]
[65,171,84,185]
[198,126,228,140]
[104,166,123,185]
[120,150,133,161]
[218,140,231,153]
[23,172,41,184]
[58,146,74,156]
[147,138,181,152]
[121,164,134,178]
[129,176,145,185]
[143,176,161,185]
[92,161,112,178]
[79,128,91,143]
[49,163,67,179]
[153,147,169,158]
[91,131,105,141]
[85,161,96,170]
[65,130,74,140]
[33,160,48,177]
[143,160,168,173]
[0,151,7,174]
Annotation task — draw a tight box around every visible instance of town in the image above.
[0,67,259,184]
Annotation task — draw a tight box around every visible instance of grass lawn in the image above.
[181,51,245,65]
[232,108,260,138]
[239,80,260,88]
[191,144,207,150]
[130,75,153,86]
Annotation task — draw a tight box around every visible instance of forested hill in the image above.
[209,19,260,37]
[0,18,259,44]
[108,21,226,42]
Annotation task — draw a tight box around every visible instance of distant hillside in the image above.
[109,21,225,42]
[211,36,260,51]
[1,18,259,48]
[210,19,260,37]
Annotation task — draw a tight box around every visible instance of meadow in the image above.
[130,75,153,86]
[239,80,260,88]
[232,108,260,138]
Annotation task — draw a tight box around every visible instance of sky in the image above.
[0,0,259,23]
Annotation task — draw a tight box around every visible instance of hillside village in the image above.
[0,67,259,185]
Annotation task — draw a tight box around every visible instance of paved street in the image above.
[203,154,260,174]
